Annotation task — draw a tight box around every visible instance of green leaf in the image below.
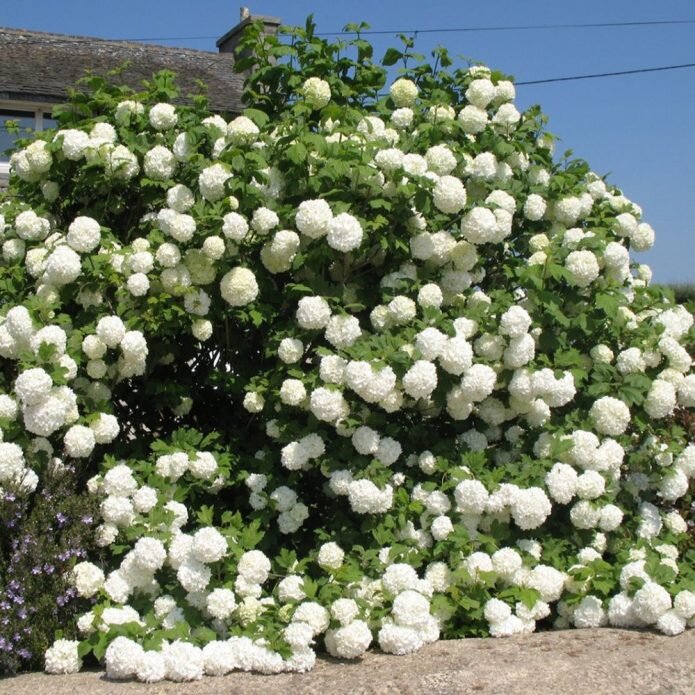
[302,576,318,598]
[286,142,308,166]
[192,626,218,644]
[382,48,403,66]
[243,108,270,128]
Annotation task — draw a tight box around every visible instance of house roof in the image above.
[0,27,245,113]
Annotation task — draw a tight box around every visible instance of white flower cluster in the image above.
[1,33,691,683]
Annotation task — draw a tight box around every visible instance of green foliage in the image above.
[0,15,693,679]
[0,467,98,674]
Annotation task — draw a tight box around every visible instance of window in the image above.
[0,109,37,158]
[0,104,57,184]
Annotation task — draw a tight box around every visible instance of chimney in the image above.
[217,8,281,57]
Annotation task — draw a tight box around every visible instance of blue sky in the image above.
[3,0,694,283]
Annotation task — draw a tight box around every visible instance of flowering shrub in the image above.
[1,17,694,681]
[0,464,98,674]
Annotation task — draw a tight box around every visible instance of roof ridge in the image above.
[0,25,229,57]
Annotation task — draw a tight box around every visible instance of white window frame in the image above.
[0,100,58,185]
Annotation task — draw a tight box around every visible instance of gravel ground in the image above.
[2,628,694,695]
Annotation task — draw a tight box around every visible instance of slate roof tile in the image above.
[0,27,244,113]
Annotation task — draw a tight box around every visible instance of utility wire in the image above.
[316,18,695,37]
[4,29,695,87]
[516,61,695,85]
[7,17,692,43]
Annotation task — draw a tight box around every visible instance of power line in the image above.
[23,17,693,43]
[516,61,695,85]
[4,32,695,88]
[316,18,695,37]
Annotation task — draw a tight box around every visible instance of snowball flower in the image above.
[15,368,52,405]
[296,296,332,329]
[136,651,166,683]
[382,563,419,594]
[392,590,431,628]
[144,145,176,180]
[251,207,279,234]
[163,641,204,681]
[461,364,497,402]
[432,176,467,214]
[326,620,372,659]
[431,515,454,540]
[499,306,532,338]
[527,565,566,602]
[222,211,249,241]
[511,487,552,530]
[278,337,304,363]
[632,582,672,624]
[293,601,330,635]
[460,207,498,245]
[484,598,513,625]
[402,360,438,399]
[220,267,259,306]
[325,315,361,349]
[96,315,126,348]
[458,105,488,134]
[378,624,424,655]
[466,78,495,108]
[132,537,167,572]
[66,216,101,253]
[238,550,271,583]
[523,194,547,221]
[280,380,308,409]
[149,103,177,130]
[301,77,331,109]
[227,115,260,144]
[309,387,347,422]
[348,479,393,514]
[590,397,631,436]
[545,463,578,504]
[199,164,232,202]
[644,380,676,419]
[573,596,607,628]
[72,561,105,598]
[317,542,345,570]
[327,213,363,253]
[296,199,333,238]
[44,245,82,285]
[191,527,228,563]
[576,470,605,500]
[45,639,81,674]
[105,636,143,680]
[454,479,489,515]
[566,250,599,287]
[390,78,418,106]
[64,425,96,458]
